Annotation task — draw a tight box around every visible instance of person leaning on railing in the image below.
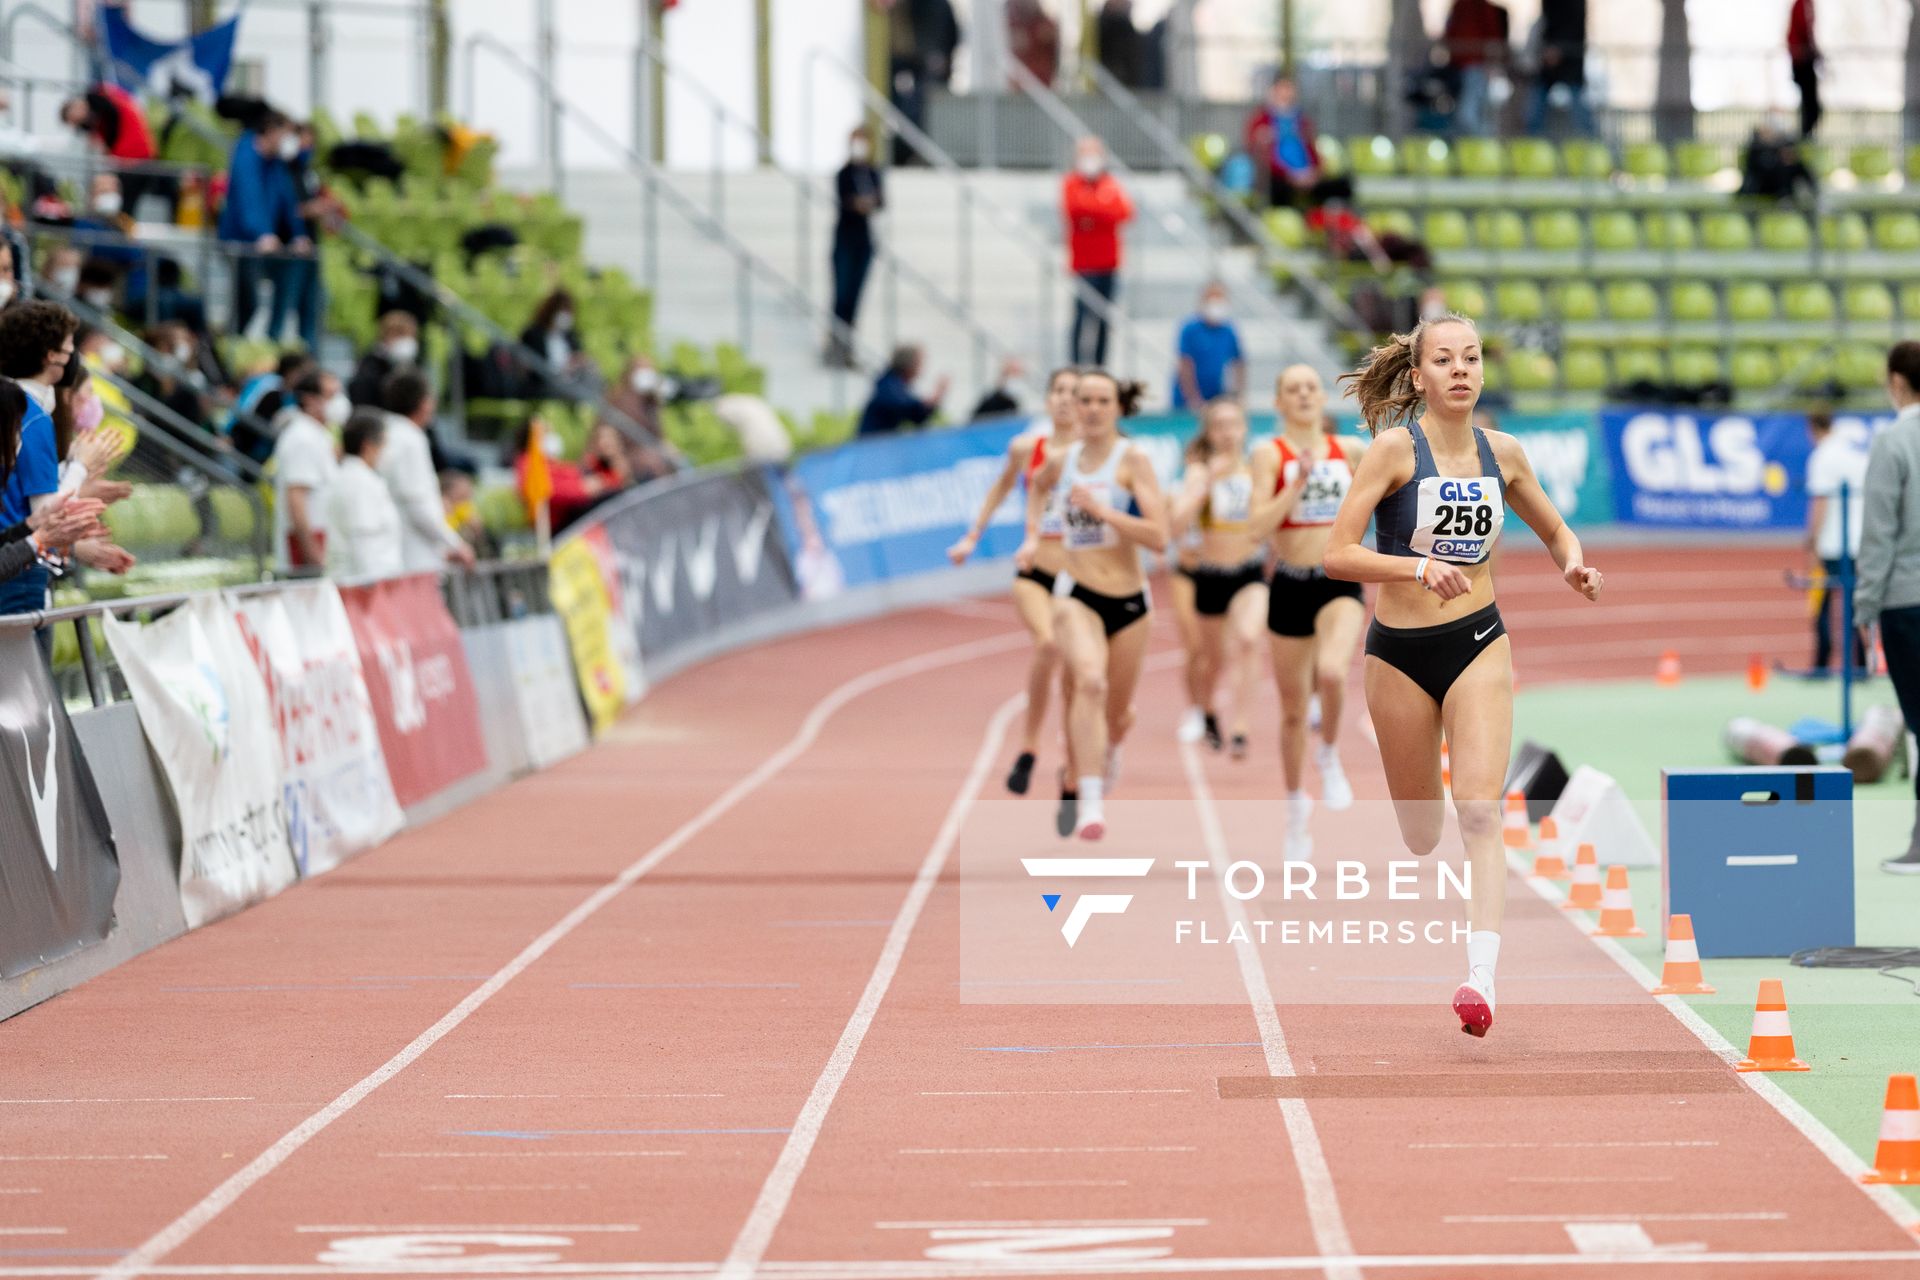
[0,379,112,589]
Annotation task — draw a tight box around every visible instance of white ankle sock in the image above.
[1467,929,1500,989]
[1078,776,1104,812]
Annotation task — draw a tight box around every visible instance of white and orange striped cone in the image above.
[1501,790,1531,849]
[1531,814,1567,878]
[1656,649,1682,686]
[1561,842,1602,910]
[1735,978,1810,1072]
[1862,1074,1920,1183]
[1591,865,1645,937]
[1650,914,1715,995]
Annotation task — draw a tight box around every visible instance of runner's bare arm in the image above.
[1245,442,1308,538]
[1495,432,1601,601]
[1168,464,1211,533]
[1015,454,1064,570]
[1323,428,1420,584]
[950,436,1034,564]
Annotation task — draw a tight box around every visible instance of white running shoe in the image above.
[1284,793,1314,862]
[1317,743,1353,811]
[1076,799,1106,842]
[1104,744,1124,795]
[1307,693,1323,732]
[1177,706,1206,744]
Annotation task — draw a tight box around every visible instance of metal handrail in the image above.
[462,33,876,407]
[1081,60,1369,336]
[803,47,1147,376]
[0,4,150,123]
[633,40,1032,397]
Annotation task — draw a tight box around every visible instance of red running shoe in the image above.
[1452,981,1494,1038]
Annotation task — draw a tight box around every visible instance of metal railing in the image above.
[635,40,1032,398]
[462,32,874,413]
[803,47,1146,376]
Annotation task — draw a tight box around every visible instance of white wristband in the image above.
[1416,556,1431,589]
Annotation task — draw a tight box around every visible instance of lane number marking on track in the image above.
[314,1233,574,1268]
[876,1219,1198,1263]
[1565,1223,1706,1255]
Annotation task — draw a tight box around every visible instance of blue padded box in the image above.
[1661,767,1854,958]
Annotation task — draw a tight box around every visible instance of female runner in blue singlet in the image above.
[1324,316,1603,1038]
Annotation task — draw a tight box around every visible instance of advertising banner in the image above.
[593,468,798,666]
[0,630,121,978]
[232,583,404,877]
[505,615,590,769]
[338,574,489,808]
[1501,411,1610,527]
[103,596,298,928]
[548,535,629,733]
[1602,409,1816,529]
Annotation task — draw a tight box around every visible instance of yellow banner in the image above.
[548,539,625,734]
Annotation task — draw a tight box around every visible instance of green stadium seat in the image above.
[1531,209,1583,251]
[1822,212,1871,253]
[1424,209,1472,251]
[1875,212,1920,252]
[1800,144,1838,179]
[1846,282,1896,322]
[1191,133,1229,173]
[1902,283,1920,321]
[1851,146,1895,182]
[1456,138,1504,179]
[1371,208,1418,239]
[1701,212,1754,251]
[1495,280,1546,323]
[1669,280,1719,323]
[1442,279,1490,318]
[1731,345,1780,390]
[1907,144,1920,184]
[1316,136,1349,176]
[1591,210,1640,252]
[1839,343,1886,390]
[1401,136,1454,178]
[1777,343,1835,388]
[1605,280,1659,322]
[1349,135,1399,176]
[1758,211,1813,253]
[1674,141,1725,181]
[1780,281,1835,322]
[1670,347,1723,387]
[1727,281,1777,322]
[1481,357,1505,394]
[1507,138,1558,180]
[1264,207,1309,250]
[1613,347,1669,386]
[1562,139,1613,181]
[1643,210,1697,252]
[1623,142,1670,180]
[1507,351,1558,392]
[1563,346,1609,391]
[1552,280,1603,321]
[1475,209,1527,252]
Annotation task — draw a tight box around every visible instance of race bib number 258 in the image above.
[1412,476,1501,563]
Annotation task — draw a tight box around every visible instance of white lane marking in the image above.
[0,1230,63,1237]
[1182,741,1359,1280]
[416,1186,591,1193]
[966,1181,1133,1189]
[1564,1223,1658,1254]
[919,1090,1191,1097]
[442,1094,722,1100]
[1508,850,1920,1235]
[1446,1213,1785,1224]
[1409,1141,1718,1150]
[875,1221,1208,1230]
[1726,855,1798,867]
[714,694,1024,1280]
[97,630,1029,1280]
[0,1190,42,1195]
[1507,1176,1676,1184]
[898,1147,1197,1156]
[293,1226,641,1234]
[0,1098,252,1105]
[0,1155,165,1162]
[375,1152,682,1160]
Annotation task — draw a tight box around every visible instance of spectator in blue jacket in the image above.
[1171,281,1245,409]
[857,344,948,437]
[218,111,315,347]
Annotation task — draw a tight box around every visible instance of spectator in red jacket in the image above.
[1788,0,1820,138]
[1443,0,1509,136]
[1244,77,1352,209]
[61,83,161,212]
[1061,136,1133,366]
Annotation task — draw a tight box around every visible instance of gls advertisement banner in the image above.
[0,630,120,979]
[1603,410,1821,529]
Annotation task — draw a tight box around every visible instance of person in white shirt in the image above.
[375,369,476,573]
[1805,409,1870,673]
[326,409,404,579]
[269,369,348,575]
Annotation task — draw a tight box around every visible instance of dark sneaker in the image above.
[1006,751,1036,795]
[1203,712,1223,752]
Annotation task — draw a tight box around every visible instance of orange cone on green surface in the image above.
[1562,843,1601,910]
[1531,814,1567,878]
[1862,1075,1920,1184]
[1591,865,1645,937]
[1650,914,1715,995]
[1735,979,1810,1072]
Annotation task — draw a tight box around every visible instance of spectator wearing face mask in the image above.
[217,110,315,348]
[603,357,678,481]
[378,368,476,571]
[826,125,884,369]
[520,289,594,400]
[350,311,421,408]
[440,469,498,563]
[74,325,135,447]
[1172,282,1245,410]
[326,410,404,579]
[59,84,159,210]
[0,300,78,621]
[510,417,620,532]
[40,245,83,301]
[75,172,208,335]
[133,322,215,436]
[269,368,348,575]
[1061,136,1133,366]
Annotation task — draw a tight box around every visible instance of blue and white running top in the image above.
[1374,421,1506,565]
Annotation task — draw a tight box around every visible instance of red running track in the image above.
[0,545,1911,1280]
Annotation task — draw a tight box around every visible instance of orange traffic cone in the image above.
[1501,790,1531,849]
[1862,1074,1920,1184]
[1747,654,1768,691]
[1591,866,1645,937]
[1531,814,1567,878]
[1650,914,1715,994]
[1561,842,1601,910]
[1735,978,1810,1072]
[1657,650,1682,686]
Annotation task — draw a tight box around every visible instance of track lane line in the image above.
[1180,741,1360,1280]
[95,629,1031,1280]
